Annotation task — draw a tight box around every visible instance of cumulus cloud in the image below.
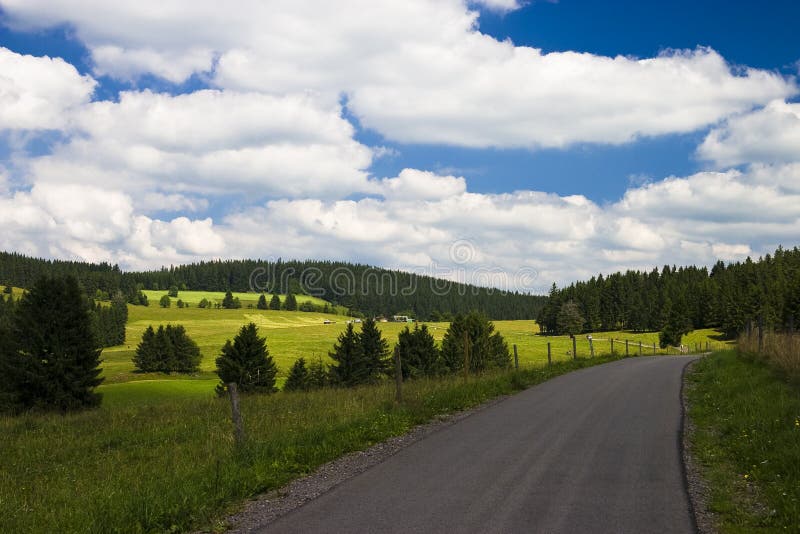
[0,182,226,267]
[22,89,374,201]
[0,47,96,130]
[698,99,800,167]
[2,166,797,286]
[1,2,793,148]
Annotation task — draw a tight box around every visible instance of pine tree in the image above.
[284,357,309,391]
[397,323,440,378]
[329,323,365,386]
[221,291,235,309]
[257,294,268,310]
[215,323,277,395]
[0,276,103,412]
[269,293,281,310]
[284,292,298,311]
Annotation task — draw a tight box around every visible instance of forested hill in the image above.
[0,252,545,321]
[537,246,800,339]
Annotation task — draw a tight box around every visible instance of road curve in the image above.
[259,356,698,534]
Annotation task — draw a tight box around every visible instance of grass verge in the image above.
[2,354,627,533]
[686,350,800,532]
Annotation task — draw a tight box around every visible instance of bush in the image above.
[257,294,268,310]
[198,298,209,309]
[159,295,171,308]
[132,324,201,373]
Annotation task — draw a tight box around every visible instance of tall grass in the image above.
[738,331,800,383]
[1,355,623,533]
[687,351,800,531]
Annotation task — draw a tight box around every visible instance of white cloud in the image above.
[23,89,374,201]
[698,99,800,167]
[0,47,96,130]
[2,166,798,287]
[0,182,226,267]
[470,0,523,12]
[1,2,793,148]
[379,169,467,200]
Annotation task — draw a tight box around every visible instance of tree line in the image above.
[0,252,546,320]
[537,245,800,340]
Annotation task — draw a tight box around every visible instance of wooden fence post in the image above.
[588,336,594,357]
[463,330,470,381]
[394,345,403,403]
[653,343,656,355]
[513,344,519,371]
[572,335,577,360]
[625,340,629,357]
[547,342,552,366]
[610,338,614,355]
[638,341,642,356]
[227,382,245,446]
[705,341,709,352]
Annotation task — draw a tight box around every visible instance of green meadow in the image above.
[141,289,333,309]
[1,288,733,532]
[97,297,731,400]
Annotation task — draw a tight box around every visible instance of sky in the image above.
[0,0,799,292]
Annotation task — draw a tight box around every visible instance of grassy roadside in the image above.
[1,354,629,533]
[686,350,800,532]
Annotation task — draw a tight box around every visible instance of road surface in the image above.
[259,356,698,533]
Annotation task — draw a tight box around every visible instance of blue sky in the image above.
[1,0,799,289]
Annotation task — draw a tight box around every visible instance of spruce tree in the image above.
[132,325,200,373]
[329,323,365,386]
[358,317,390,381]
[307,357,329,389]
[397,324,440,378]
[284,357,310,391]
[132,325,158,371]
[556,301,584,336]
[269,293,281,310]
[441,311,510,373]
[257,294,268,310]
[159,295,171,308]
[284,292,298,311]
[215,323,277,395]
[0,276,103,412]
[221,291,235,309]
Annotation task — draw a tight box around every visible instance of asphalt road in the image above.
[260,356,698,534]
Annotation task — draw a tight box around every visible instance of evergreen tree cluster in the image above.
[537,246,800,339]
[0,253,544,320]
[132,325,201,373]
[91,292,128,347]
